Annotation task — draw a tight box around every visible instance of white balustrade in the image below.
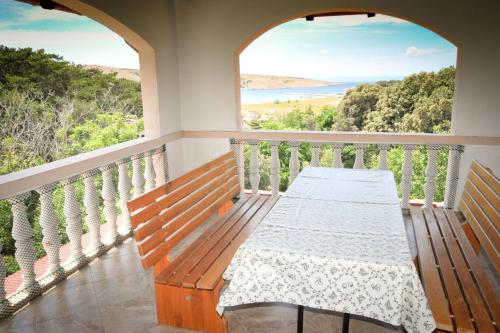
[117,159,132,232]
[378,144,390,170]
[230,139,245,195]
[443,145,464,209]
[100,164,118,241]
[270,141,281,196]
[0,244,6,304]
[332,143,344,168]
[62,177,83,260]
[423,145,440,207]
[310,143,321,167]
[132,155,145,198]
[289,142,300,183]
[83,170,102,249]
[144,151,156,192]
[8,193,37,289]
[353,144,365,169]
[249,141,261,196]
[36,184,61,275]
[400,145,415,209]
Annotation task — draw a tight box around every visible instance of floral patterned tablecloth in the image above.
[217,167,436,333]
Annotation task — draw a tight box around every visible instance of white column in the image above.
[378,144,390,170]
[424,145,440,208]
[153,144,168,186]
[270,141,281,196]
[117,159,132,233]
[8,193,37,289]
[62,177,83,260]
[310,143,321,167]
[331,143,344,168]
[0,243,6,304]
[131,155,145,198]
[36,184,61,275]
[100,164,118,241]
[230,139,245,196]
[249,140,261,196]
[144,151,157,192]
[82,170,103,249]
[353,144,365,169]
[289,142,300,184]
[443,145,464,209]
[400,145,415,209]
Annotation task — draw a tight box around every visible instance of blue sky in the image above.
[0,1,456,79]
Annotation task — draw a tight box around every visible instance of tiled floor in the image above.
[0,239,402,333]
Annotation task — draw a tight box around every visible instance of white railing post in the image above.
[62,177,83,260]
[249,140,261,196]
[289,142,300,183]
[0,243,7,311]
[332,143,344,168]
[443,145,464,209]
[153,144,168,186]
[424,145,440,208]
[353,144,365,169]
[131,154,145,198]
[378,144,390,170]
[400,145,415,209]
[230,139,245,196]
[100,164,118,242]
[270,141,281,196]
[144,150,156,192]
[8,193,37,289]
[117,158,132,233]
[310,143,321,167]
[82,170,103,250]
[36,183,61,275]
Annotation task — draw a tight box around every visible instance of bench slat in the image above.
[470,160,500,196]
[464,180,499,232]
[433,208,497,333]
[410,207,453,331]
[196,195,279,290]
[423,208,475,332]
[167,195,268,287]
[128,151,234,212]
[444,209,500,328]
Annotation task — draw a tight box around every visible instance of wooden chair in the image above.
[127,151,278,333]
[411,160,499,332]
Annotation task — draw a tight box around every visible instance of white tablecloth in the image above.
[217,167,436,333]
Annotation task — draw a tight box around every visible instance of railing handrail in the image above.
[0,131,182,199]
[1,129,499,199]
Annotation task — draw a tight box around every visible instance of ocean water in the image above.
[240,82,365,104]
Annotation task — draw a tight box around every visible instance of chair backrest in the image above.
[458,160,500,273]
[127,151,239,270]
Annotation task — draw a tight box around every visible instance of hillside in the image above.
[84,66,334,89]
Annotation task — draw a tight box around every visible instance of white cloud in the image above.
[320,49,329,54]
[314,14,408,26]
[405,46,441,56]
[21,6,83,22]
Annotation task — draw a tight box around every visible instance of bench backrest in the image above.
[127,151,239,270]
[458,160,500,273]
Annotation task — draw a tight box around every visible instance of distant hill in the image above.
[84,66,335,89]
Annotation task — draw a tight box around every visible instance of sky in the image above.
[0,1,457,79]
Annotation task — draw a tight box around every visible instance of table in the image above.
[217,167,436,333]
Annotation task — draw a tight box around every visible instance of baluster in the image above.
[289,142,300,184]
[62,177,83,260]
[310,143,321,167]
[249,140,261,196]
[230,139,245,195]
[82,170,103,250]
[117,159,132,232]
[36,184,61,274]
[400,145,415,209]
[100,164,118,241]
[132,154,145,198]
[353,144,365,169]
[153,144,168,186]
[8,193,37,289]
[270,141,281,196]
[331,143,344,168]
[0,244,6,305]
[144,151,156,192]
[378,144,390,170]
[160,145,170,183]
[443,145,464,209]
[424,145,440,207]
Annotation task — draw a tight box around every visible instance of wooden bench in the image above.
[127,151,278,333]
[411,160,499,332]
